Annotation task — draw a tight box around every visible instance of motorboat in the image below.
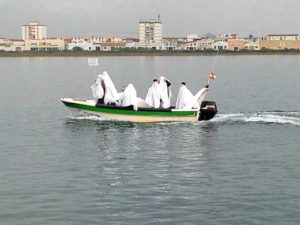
[61,96,217,123]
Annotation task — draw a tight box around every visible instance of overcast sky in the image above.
[0,0,299,38]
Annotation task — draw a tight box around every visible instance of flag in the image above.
[209,72,216,80]
[88,58,99,66]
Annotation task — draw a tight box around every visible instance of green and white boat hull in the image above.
[61,98,199,123]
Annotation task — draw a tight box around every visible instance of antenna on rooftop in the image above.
[158,14,160,20]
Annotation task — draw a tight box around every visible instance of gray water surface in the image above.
[0,56,300,225]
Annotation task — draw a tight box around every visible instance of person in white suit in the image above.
[159,76,172,108]
[91,71,119,105]
[119,83,138,110]
[91,74,105,104]
[145,79,161,108]
[175,82,199,109]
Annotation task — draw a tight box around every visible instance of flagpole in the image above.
[207,49,219,86]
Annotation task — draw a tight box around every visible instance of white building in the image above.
[164,41,178,50]
[266,34,299,41]
[0,38,12,51]
[22,21,47,40]
[196,38,215,50]
[100,43,126,51]
[185,42,197,50]
[0,38,27,51]
[66,39,100,51]
[11,39,26,51]
[211,40,228,50]
[25,39,65,51]
[139,15,162,43]
[126,41,166,50]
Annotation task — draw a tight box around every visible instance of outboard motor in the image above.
[198,101,218,121]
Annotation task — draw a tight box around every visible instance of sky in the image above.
[0,0,299,39]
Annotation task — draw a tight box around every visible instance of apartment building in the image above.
[139,15,162,43]
[22,21,47,40]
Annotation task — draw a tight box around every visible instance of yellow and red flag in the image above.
[209,72,216,80]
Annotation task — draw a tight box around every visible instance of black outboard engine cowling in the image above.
[198,101,218,121]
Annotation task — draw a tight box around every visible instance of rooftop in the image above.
[268,34,298,36]
[139,20,162,24]
[139,15,162,24]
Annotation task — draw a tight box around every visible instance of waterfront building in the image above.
[260,34,300,50]
[125,41,166,50]
[185,41,197,50]
[11,39,26,51]
[0,38,27,51]
[266,34,299,41]
[211,40,228,50]
[125,42,139,49]
[164,40,179,50]
[0,38,12,51]
[69,36,125,44]
[162,37,185,50]
[22,21,47,40]
[90,36,124,44]
[243,39,260,50]
[100,42,126,51]
[139,15,162,43]
[66,39,100,51]
[196,38,215,50]
[24,39,65,51]
[227,38,245,51]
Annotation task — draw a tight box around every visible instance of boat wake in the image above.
[210,111,300,126]
[68,115,108,121]
[67,111,300,126]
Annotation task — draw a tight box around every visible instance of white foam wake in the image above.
[67,111,300,126]
[68,115,107,121]
[211,111,300,126]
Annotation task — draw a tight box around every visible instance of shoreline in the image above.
[1,50,300,57]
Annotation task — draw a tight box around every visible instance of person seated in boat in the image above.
[91,71,119,105]
[101,71,119,105]
[91,74,105,104]
[159,76,172,108]
[118,83,138,110]
[175,82,199,109]
[145,79,161,108]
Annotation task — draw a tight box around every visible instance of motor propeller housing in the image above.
[198,101,218,121]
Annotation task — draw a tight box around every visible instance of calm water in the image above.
[0,56,300,225]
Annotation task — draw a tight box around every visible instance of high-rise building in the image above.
[139,15,162,43]
[22,21,47,40]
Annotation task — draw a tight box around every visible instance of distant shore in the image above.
[1,49,300,57]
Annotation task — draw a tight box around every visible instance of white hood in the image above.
[182,87,209,109]
[120,83,138,110]
[159,76,172,108]
[91,75,104,99]
[101,71,119,104]
[145,82,161,108]
[176,85,199,109]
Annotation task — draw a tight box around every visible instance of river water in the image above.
[0,56,299,224]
